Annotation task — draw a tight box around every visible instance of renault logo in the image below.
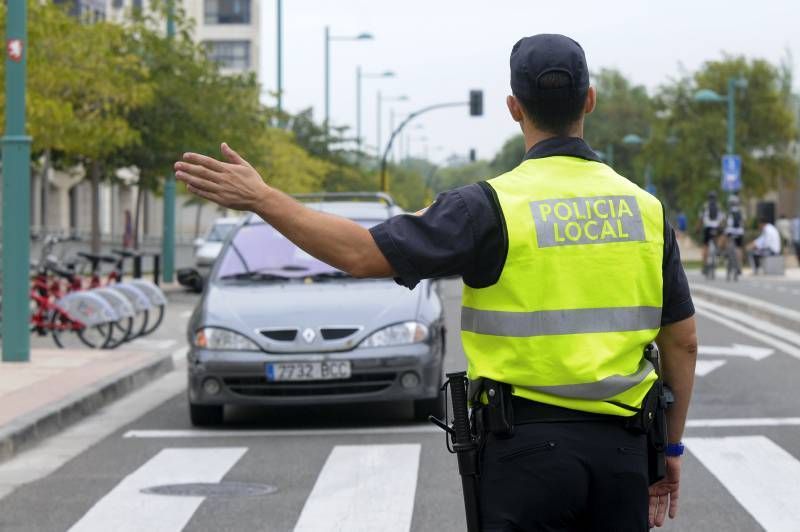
[301,328,316,343]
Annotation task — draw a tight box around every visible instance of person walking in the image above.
[174,33,697,531]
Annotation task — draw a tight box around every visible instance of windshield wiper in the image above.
[308,271,352,280]
[219,271,292,282]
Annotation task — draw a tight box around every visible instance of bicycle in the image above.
[723,235,741,282]
[704,231,718,280]
[28,238,117,348]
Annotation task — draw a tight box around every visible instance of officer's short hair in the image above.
[515,71,587,136]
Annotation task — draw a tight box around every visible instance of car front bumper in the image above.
[187,343,442,406]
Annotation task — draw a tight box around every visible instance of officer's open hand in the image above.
[175,143,269,212]
[648,456,681,527]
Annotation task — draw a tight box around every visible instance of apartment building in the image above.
[107,0,261,77]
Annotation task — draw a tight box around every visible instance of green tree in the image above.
[1,1,154,251]
[584,68,653,180]
[646,56,797,217]
[489,134,525,174]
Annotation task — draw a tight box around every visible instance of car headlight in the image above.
[360,321,429,348]
[194,327,260,351]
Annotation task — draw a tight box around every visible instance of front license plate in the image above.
[266,361,352,382]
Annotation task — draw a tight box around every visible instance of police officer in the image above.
[175,33,698,531]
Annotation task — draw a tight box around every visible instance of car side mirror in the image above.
[193,238,205,248]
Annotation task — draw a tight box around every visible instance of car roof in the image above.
[213,217,243,225]
[244,194,404,225]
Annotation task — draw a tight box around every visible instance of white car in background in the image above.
[194,217,241,268]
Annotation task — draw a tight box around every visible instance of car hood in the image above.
[197,279,423,353]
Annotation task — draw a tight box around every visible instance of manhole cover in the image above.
[141,482,278,498]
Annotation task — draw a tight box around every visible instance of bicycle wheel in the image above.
[50,309,113,349]
[108,317,134,348]
[141,304,164,336]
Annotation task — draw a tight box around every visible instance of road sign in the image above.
[721,154,742,192]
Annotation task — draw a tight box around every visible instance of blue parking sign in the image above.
[721,155,742,192]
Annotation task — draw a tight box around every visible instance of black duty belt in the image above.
[509,396,623,425]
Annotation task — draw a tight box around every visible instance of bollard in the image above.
[133,254,142,279]
[153,254,161,286]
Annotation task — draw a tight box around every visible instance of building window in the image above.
[204,0,250,24]
[205,40,250,70]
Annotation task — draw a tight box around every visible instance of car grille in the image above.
[320,327,360,340]
[259,329,298,341]
[223,373,396,397]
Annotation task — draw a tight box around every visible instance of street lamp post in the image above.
[161,0,176,284]
[356,68,394,151]
[694,76,748,156]
[376,92,407,157]
[276,0,283,113]
[622,133,655,194]
[324,27,373,141]
[2,0,32,361]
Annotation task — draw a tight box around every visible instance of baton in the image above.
[430,371,481,532]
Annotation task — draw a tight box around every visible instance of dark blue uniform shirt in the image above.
[369,137,694,326]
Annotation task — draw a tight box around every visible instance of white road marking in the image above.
[691,284,800,325]
[685,436,800,532]
[693,299,800,360]
[698,344,773,360]
[68,447,246,532]
[293,444,420,532]
[179,310,193,319]
[124,425,440,439]
[687,417,800,428]
[694,360,727,376]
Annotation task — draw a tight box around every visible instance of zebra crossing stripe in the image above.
[694,360,726,376]
[685,436,800,532]
[294,444,421,532]
[68,447,247,532]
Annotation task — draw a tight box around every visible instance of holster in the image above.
[470,378,515,438]
[623,344,672,485]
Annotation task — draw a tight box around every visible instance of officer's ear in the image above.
[584,86,597,116]
[506,95,525,123]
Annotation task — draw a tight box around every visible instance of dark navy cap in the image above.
[510,34,589,101]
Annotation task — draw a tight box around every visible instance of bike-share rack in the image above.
[29,236,171,350]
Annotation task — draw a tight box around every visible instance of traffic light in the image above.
[469,90,483,116]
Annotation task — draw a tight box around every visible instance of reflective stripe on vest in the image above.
[461,306,662,337]
[461,155,664,417]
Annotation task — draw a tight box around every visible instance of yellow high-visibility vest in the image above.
[461,155,664,416]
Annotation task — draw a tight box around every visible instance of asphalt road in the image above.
[3,279,800,531]
[688,269,800,312]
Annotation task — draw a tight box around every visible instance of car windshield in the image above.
[206,222,237,242]
[215,220,381,281]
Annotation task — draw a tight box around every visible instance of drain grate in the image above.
[141,482,278,498]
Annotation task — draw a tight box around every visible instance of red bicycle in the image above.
[29,237,115,348]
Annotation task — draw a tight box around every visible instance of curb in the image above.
[0,352,174,464]
[691,283,800,331]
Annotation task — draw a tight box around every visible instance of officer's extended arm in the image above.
[655,316,697,445]
[174,144,395,278]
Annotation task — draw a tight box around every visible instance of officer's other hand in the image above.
[175,143,268,212]
[648,456,681,527]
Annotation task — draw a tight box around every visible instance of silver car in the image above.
[193,216,241,268]
[186,193,446,426]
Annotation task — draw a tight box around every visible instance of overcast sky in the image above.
[258,0,800,164]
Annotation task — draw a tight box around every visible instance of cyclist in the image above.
[722,194,745,275]
[700,191,724,274]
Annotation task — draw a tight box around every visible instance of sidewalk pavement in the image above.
[0,347,174,463]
